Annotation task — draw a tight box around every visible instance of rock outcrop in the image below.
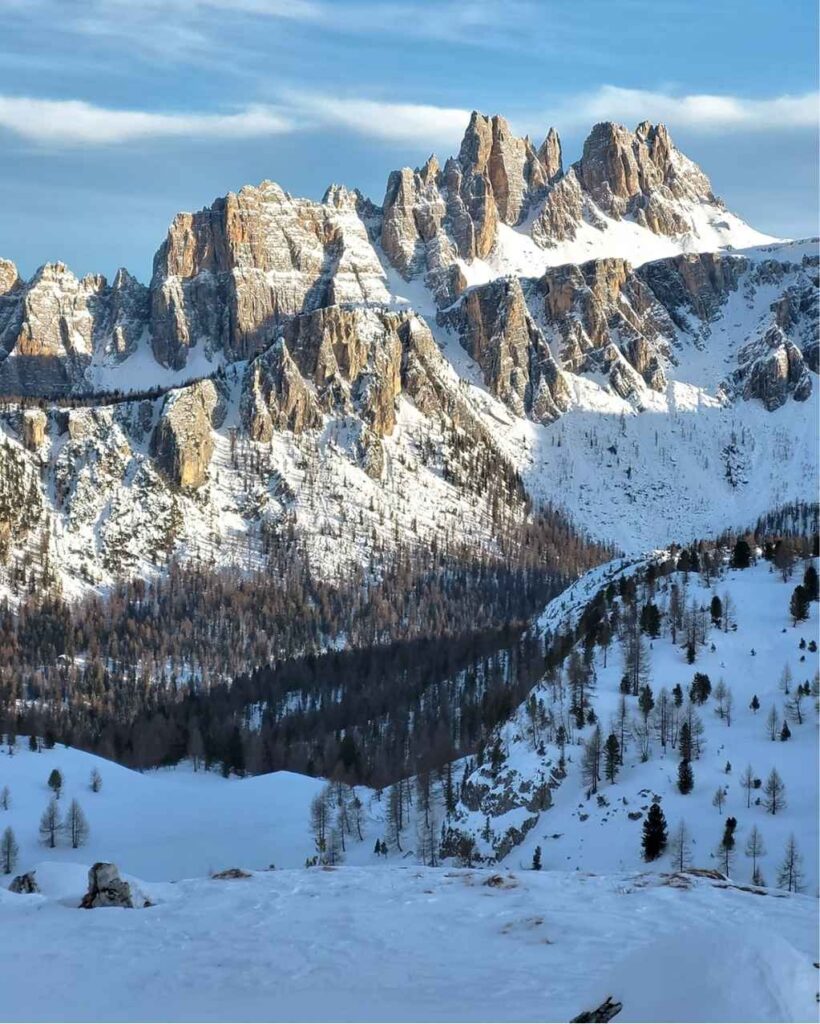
[445,276,570,421]
[731,326,813,410]
[80,862,149,909]
[0,262,147,395]
[21,409,47,450]
[9,870,40,894]
[152,379,225,489]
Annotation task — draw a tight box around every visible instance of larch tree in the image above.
[776,835,804,893]
[1,825,18,874]
[64,798,89,849]
[744,825,766,885]
[763,768,786,815]
[669,820,692,872]
[39,798,61,848]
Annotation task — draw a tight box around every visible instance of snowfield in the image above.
[0,864,816,1023]
[0,557,816,1023]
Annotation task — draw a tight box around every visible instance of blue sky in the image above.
[1,0,817,281]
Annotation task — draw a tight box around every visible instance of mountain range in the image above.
[0,113,816,600]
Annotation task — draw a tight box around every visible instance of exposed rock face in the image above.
[151,182,390,370]
[80,862,149,909]
[152,379,225,489]
[731,326,813,410]
[575,120,715,230]
[638,251,747,325]
[9,870,40,894]
[21,409,47,450]
[0,262,148,395]
[445,277,570,421]
[540,258,672,392]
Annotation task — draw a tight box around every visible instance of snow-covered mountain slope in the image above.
[0,863,816,1023]
[444,555,819,892]
[0,115,816,600]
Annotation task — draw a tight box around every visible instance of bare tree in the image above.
[744,825,766,885]
[669,820,692,871]
[740,764,755,808]
[0,785,9,810]
[711,787,726,814]
[309,787,332,859]
[765,705,779,741]
[763,768,786,815]
[776,834,804,893]
[581,725,603,794]
[89,768,102,793]
[64,799,89,849]
[39,798,61,848]
[1,826,18,874]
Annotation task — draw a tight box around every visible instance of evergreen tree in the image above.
[671,683,683,708]
[532,845,542,871]
[47,769,62,799]
[641,803,668,861]
[638,685,655,723]
[678,722,692,761]
[780,720,791,741]
[709,595,723,626]
[731,539,751,569]
[677,759,694,795]
[603,733,620,783]
[749,694,760,714]
[28,735,38,753]
[0,785,9,810]
[0,825,17,874]
[803,564,819,602]
[716,816,737,876]
[789,585,809,625]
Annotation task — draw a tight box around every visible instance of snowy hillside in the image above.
[438,553,820,894]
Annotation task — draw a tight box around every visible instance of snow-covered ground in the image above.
[0,863,815,1023]
[507,559,820,891]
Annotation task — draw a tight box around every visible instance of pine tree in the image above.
[678,721,692,761]
[789,585,809,625]
[603,733,620,783]
[39,798,61,848]
[780,720,791,741]
[763,768,786,815]
[638,685,655,723]
[64,798,89,849]
[677,759,694,795]
[731,539,751,569]
[0,826,17,874]
[0,785,9,810]
[532,845,542,871]
[749,694,760,714]
[47,769,62,799]
[710,595,722,625]
[641,803,668,861]
[803,564,819,602]
[776,834,804,893]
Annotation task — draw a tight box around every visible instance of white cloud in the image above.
[0,96,293,145]
[1,85,815,150]
[552,85,819,133]
[285,93,471,149]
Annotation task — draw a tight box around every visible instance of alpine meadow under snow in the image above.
[0,97,817,1024]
